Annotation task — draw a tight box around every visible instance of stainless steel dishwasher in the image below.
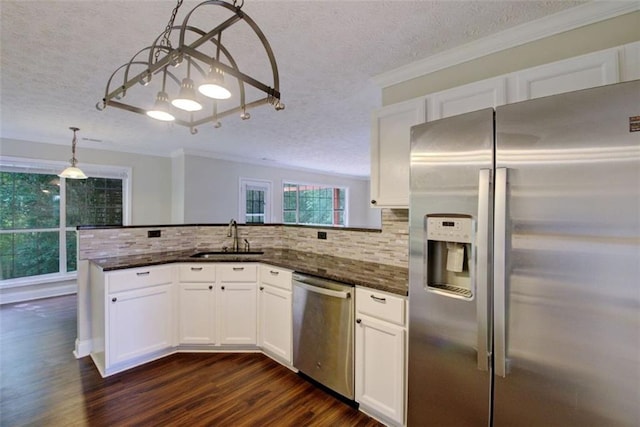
[292,273,354,400]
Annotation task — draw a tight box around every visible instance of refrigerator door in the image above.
[408,108,493,426]
[494,81,640,426]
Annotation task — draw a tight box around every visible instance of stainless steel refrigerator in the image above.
[408,80,640,426]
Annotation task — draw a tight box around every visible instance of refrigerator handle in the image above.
[494,167,508,377]
[476,168,491,371]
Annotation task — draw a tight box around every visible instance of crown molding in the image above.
[372,1,640,89]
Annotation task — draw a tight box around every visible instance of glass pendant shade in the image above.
[59,166,88,179]
[172,78,203,111]
[147,91,175,121]
[198,68,231,100]
[58,127,87,179]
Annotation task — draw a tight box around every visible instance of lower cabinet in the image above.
[218,264,258,345]
[178,264,217,344]
[89,264,175,376]
[258,265,293,364]
[178,282,216,344]
[109,283,173,366]
[218,282,257,345]
[355,287,407,426]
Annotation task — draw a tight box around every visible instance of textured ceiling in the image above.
[0,0,584,177]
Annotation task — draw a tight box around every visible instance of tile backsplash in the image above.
[78,209,408,268]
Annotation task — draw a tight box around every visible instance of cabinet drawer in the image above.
[107,265,173,294]
[356,287,406,326]
[178,264,216,282]
[218,264,257,282]
[260,265,293,290]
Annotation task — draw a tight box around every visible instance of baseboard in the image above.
[0,282,77,305]
[73,338,92,359]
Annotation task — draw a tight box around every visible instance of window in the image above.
[0,158,129,281]
[239,179,271,224]
[283,183,346,226]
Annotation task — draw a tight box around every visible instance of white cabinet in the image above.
[428,77,507,121]
[355,288,406,426]
[258,265,293,364]
[514,49,619,101]
[108,283,173,366]
[178,264,216,344]
[218,264,258,345]
[90,264,175,376]
[370,98,426,208]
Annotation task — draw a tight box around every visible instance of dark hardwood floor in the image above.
[0,295,382,427]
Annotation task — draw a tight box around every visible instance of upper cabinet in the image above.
[514,49,620,101]
[370,98,426,208]
[428,77,507,121]
[370,41,639,208]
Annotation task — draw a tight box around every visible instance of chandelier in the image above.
[96,0,284,135]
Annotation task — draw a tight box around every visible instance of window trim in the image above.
[239,178,272,224]
[0,156,132,225]
[0,156,131,286]
[282,179,348,227]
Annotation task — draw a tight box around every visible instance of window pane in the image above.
[66,177,123,226]
[283,183,345,226]
[0,172,60,229]
[245,189,265,224]
[66,230,77,272]
[0,231,59,279]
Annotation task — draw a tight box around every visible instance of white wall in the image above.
[178,152,381,228]
[0,138,172,225]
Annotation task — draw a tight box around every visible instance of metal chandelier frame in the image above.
[97,0,283,134]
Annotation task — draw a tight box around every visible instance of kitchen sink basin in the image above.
[190,251,264,258]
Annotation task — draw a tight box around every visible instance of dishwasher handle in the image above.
[294,281,352,299]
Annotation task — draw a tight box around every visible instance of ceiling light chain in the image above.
[155,0,184,64]
[98,0,284,133]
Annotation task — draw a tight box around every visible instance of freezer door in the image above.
[494,80,640,426]
[408,108,494,426]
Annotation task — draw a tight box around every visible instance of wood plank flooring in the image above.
[0,295,382,427]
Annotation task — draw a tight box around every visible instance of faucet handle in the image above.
[243,239,250,252]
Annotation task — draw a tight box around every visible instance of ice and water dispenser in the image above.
[425,215,474,299]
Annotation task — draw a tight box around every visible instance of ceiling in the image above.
[0,0,585,178]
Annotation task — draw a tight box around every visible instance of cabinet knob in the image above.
[209,285,213,290]
[356,318,362,324]
[111,297,117,303]
[221,286,225,291]
[260,286,264,291]
[370,199,377,205]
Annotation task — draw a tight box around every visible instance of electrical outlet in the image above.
[148,230,161,238]
[317,231,327,240]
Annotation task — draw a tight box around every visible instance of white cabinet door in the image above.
[355,315,405,426]
[107,283,173,367]
[218,283,257,345]
[515,49,619,101]
[258,283,292,363]
[370,98,426,208]
[429,77,507,121]
[178,282,216,344]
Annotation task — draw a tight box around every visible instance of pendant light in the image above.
[58,127,88,179]
[171,57,202,112]
[198,66,231,100]
[146,69,175,121]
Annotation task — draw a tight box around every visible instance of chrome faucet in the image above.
[227,219,239,252]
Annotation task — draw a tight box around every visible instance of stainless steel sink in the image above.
[190,251,264,258]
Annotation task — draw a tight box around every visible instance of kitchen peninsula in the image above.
[76,210,409,425]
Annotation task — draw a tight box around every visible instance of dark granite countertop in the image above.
[89,248,408,296]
